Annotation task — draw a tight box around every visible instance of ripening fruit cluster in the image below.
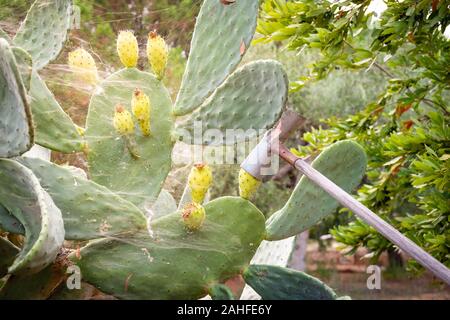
[117,29,169,79]
[182,163,262,231]
[112,88,151,137]
[68,30,169,85]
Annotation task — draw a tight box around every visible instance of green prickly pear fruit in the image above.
[181,202,206,231]
[188,163,213,204]
[117,30,139,68]
[147,31,168,80]
[113,104,135,135]
[68,48,99,85]
[131,89,151,136]
[239,169,261,200]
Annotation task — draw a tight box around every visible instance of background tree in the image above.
[257,0,449,272]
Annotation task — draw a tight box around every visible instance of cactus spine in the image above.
[131,89,151,136]
[188,163,213,204]
[147,31,168,80]
[117,30,139,68]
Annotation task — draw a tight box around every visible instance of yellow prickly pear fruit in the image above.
[182,202,206,231]
[117,30,139,68]
[68,48,99,85]
[147,30,168,80]
[131,88,151,136]
[239,169,261,200]
[188,163,213,204]
[113,104,135,135]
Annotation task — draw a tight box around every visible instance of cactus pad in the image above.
[0,38,33,158]
[85,68,174,209]
[179,60,288,145]
[70,197,266,299]
[0,159,64,275]
[12,47,32,91]
[0,204,25,235]
[13,0,72,70]
[29,71,85,153]
[240,237,296,300]
[17,157,147,240]
[0,237,19,278]
[174,0,259,115]
[266,141,367,240]
[243,265,338,300]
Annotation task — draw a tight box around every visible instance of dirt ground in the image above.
[305,242,450,300]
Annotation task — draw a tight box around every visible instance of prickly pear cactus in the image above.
[13,0,72,70]
[174,0,259,115]
[85,68,174,209]
[266,140,367,240]
[0,0,367,301]
[0,159,64,275]
[70,197,265,299]
[0,38,33,158]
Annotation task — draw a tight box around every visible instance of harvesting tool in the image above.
[241,110,450,285]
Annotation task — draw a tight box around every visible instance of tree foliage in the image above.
[258,0,450,271]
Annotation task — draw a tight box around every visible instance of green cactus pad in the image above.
[0,237,19,278]
[0,159,64,275]
[13,0,72,70]
[29,71,85,153]
[266,140,367,240]
[17,157,147,240]
[70,197,266,300]
[243,265,338,300]
[0,262,66,299]
[12,47,32,91]
[86,68,174,209]
[173,0,259,116]
[0,38,33,158]
[178,60,288,145]
[209,284,235,300]
[0,204,25,235]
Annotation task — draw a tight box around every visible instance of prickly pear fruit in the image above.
[239,169,261,200]
[147,31,168,80]
[113,104,134,135]
[68,48,98,85]
[188,163,213,204]
[182,202,205,231]
[131,89,151,136]
[117,30,139,68]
